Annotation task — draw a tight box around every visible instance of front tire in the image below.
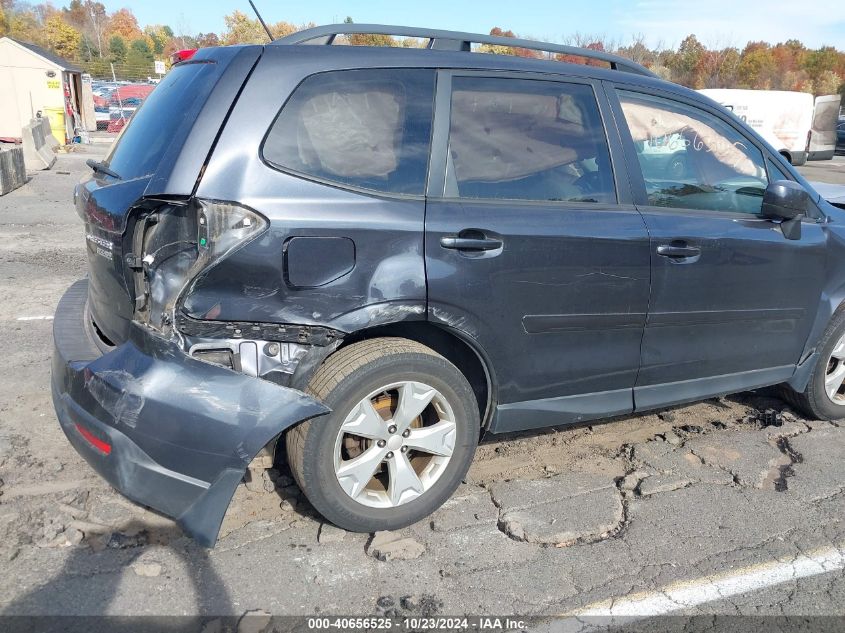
[783,310,845,420]
[286,338,480,532]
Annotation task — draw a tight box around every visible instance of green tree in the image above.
[125,38,153,78]
[108,34,127,64]
[803,46,840,88]
[85,55,110,78]
[668,34,705,87]
[737,42,776,89]
[144,24,174,54]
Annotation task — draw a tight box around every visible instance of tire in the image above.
[286,337,480,532]
[782,309,845,420]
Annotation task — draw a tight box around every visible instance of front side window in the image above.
[767,158,791,183]
[263,69,435,195]
[618,90,769,214]
[446,77,615,203]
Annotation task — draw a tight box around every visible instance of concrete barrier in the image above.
[21,120,56,171]
[39,116,62,151]
[0,146,27,195]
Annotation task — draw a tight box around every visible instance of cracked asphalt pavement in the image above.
[1,147,845,620]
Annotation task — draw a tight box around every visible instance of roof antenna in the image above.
[248,0,274,42]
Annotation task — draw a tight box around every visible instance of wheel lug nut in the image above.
[377,440,386,448]
[400,446,408,453]
[388,425,397,434]
[402,429,410,438]
[385,451,394,459]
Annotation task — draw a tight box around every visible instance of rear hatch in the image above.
[76,46,261,345]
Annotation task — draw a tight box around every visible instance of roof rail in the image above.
[272,24,657,78]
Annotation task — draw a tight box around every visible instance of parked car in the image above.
[94,105,110,130]
[837,118,845,155]
[53,24,845,547]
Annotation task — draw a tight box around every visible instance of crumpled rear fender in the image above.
[52,279,330,546]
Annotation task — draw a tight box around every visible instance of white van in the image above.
[698,89,840,166]
[809,95,842,161]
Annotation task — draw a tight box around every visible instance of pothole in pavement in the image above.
[423,395,826,551]
[772,435,804,492]
[488,474,625,547]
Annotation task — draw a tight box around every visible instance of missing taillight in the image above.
[131,200,266,334]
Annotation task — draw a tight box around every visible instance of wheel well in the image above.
[339,322,494,428]
[779,150,792,164]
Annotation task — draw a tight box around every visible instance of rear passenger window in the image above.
[263,69,435,195]
[446,77,615,203]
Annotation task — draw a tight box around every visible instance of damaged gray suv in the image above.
[52,24,845,546]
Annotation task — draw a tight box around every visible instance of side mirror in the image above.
[761,180,810,240]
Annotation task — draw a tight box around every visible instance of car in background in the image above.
[634,132,689,179]
[837,118,845,155]
[94,105,110,130]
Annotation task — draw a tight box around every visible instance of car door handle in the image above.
[440,236,503,251]
[656,244,701,259]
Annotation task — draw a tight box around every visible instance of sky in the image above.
[99,0,845,50]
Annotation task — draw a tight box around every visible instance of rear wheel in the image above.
[286,338,480,532]
[783,310,845,420]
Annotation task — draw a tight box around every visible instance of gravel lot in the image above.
[1,146,845,624]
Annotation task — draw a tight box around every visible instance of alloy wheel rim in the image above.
[825,335,845,404]
[333,381,457,509]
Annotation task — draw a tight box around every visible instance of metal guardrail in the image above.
[273,24,657,78]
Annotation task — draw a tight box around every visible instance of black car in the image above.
[837,118,845,155]
[52,24,845,546]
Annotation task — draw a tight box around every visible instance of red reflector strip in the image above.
[75,423,112,455]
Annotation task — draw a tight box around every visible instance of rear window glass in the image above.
[103,61,220,181]
[263,69,436,196]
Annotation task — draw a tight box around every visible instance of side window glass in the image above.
[263,69,435,195]
[447,77,616,203]
[767,158,791,183]
[618,91,769,215]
